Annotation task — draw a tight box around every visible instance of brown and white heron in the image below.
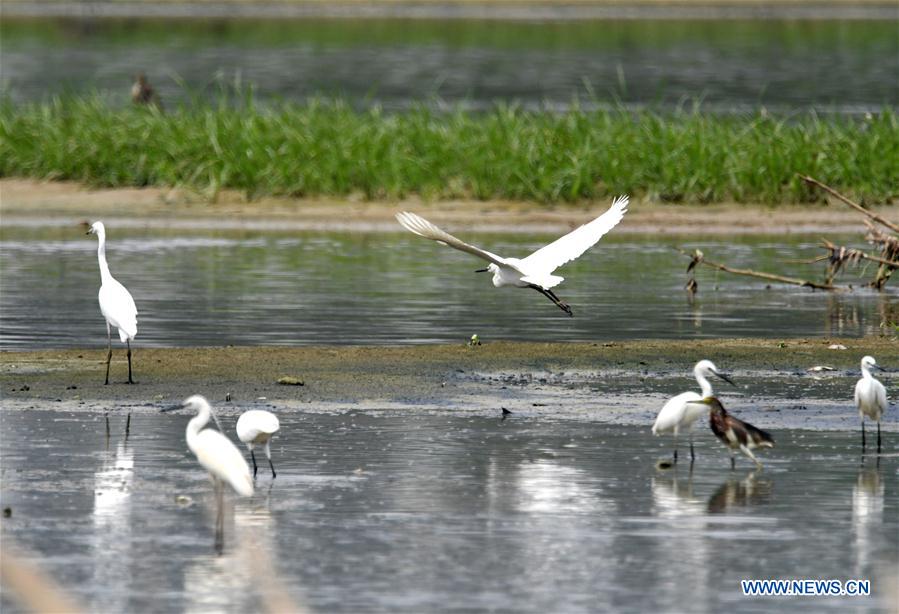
[690,397,774,470]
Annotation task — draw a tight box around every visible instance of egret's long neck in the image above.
[861,364,873,379]
[696,372,713,397]
[96,231,113,284]
[185,406,210,449]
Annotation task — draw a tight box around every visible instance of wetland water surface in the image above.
[1,407,897,613]
[0,225,894,349]
[2,18,896,113]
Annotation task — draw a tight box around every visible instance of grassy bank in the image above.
[1,95,896,204]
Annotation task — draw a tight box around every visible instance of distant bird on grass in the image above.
[236,410,280,479]
[87,221,137,385]
[855,355,888,453]
[131,73,163,110]
[693,397,774,470]
[163,395,253,551]
[652,360,735,463]
[395,196,628,316]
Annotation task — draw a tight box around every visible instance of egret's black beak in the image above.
[475,268,488,273]
[873,365,887,372]
[160,403,181,413]
[715,371,736,386]
[85,230,92,235]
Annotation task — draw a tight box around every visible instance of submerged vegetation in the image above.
[1,94,896,204]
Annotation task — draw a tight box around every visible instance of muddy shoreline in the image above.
[3,338,896,405]
[0,179,884,235]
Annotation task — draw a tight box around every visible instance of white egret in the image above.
[87,221,138,385]
[855,355,888,453]
[693,397,774,470]
[163,395,253,551]
[395,195,628,316]
[651,360,735,463]
[236,410,280,479]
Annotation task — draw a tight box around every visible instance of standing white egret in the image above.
[236,410,280,479]
[162,395,253,551]
[855,355,888,453]
[395,196,628,316]
[651,360,735,463]
[87,221,138,385]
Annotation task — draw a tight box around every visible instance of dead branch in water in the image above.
[676,248,838,291]
[799,174,899,234]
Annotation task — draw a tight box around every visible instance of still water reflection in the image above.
[0,226,893,348]
[1,409,896,613]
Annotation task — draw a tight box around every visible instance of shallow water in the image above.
[0,224,894,349]
[2,18,896,113]
[1,406,897,613]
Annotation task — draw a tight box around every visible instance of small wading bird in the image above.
[395,196,628,316]
[131,73,163,110]
[236,410,280,479]
[87,221,138,385]
[690,397,774,470]
[855,355,888,453]
[652,360,735,463]
[162,396,253,551]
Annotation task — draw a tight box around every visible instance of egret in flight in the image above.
[395,196,629,316]
[163,395,253,551]
[652,360,735,463]
[236,410,281,479]
[855,355,888,453]
[691,397,774,470]
[87,221,138,385]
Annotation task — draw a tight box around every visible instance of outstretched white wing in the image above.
[519,195,628,276]
[396,211,508,267]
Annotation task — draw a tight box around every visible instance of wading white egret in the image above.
[395,196,628,316]
[651,360,735,463]
[692,397,774,470]
[87,221,138,385]
[162,395,253,551]
[236,410,280,479]
[855,355,888,453]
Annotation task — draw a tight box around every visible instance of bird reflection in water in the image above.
[707,472,773,514]
[183,498,306,614]
[92,430,134,613]
[651,470,704,517]
[852,460,884,580]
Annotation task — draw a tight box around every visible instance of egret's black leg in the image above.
[527,284,573,316]
[105,412,110,441]
[861,421,866,451]
[877,422,881,454]
[266,443,276,479]
[105,324,112,385]
[690,440,696,463]
[214,481,224,555]
[125,412,132,438]
[250,450,258,478]
[126,340,135,384]
[730,455,736,470]
[673,447,678,464]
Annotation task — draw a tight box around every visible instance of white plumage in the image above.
[236,410,281,479]
[854,355,888,452]
[175,395,254,497]
[395,195,628,316]
[88,221,138,384]
[652,359,735,463]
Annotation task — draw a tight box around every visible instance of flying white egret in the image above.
[855,355,888,453]
[395,195,629,316]
[692,397,774,470]
[651,360,735,463]
[236,410,280,479]
[162,395,253,551]
[87,221,138,385]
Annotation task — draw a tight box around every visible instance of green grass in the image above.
[1,94,896,204]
